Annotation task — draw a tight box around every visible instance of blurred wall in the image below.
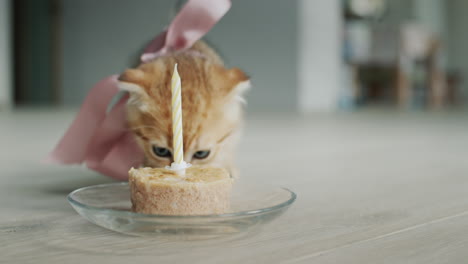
[414,0,447,38]
[209,0,297,112]
[414,0,448,70]
[62,0,171,106]
[298,0,341,112]
[0,0,12,109]
[447,0,468,97]
[383,0,414,24]
[62,0,297,112]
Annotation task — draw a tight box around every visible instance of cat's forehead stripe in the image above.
[184,123,204,151]
[132,129,149,141]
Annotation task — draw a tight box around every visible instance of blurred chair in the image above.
[345,21,450,109]
[397,23,448,109]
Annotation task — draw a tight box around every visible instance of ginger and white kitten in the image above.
[117,41,250,176]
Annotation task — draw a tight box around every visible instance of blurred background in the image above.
[2,1,468,260]
[0,0,466,112]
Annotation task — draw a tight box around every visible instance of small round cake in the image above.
[129,166,233,215]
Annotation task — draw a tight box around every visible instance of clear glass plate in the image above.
[68,182,296,237]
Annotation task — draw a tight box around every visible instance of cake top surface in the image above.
[129,165,230,183]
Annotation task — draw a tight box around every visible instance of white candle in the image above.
[169,64,190,175]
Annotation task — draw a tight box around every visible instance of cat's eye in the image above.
[152,146,172,158]
[193,150,211,159]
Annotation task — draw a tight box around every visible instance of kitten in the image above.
[117,41,250,177]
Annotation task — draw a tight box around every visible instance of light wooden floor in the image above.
[1,109,467,263]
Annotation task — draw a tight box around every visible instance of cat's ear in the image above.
[118,69,150,110]
[225,67,251,104]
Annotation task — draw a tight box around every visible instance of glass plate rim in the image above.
[67,182,297,219]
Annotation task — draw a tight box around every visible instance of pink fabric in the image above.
[46,75,121,165]
[47,0,231,180]
[141,0,231,62]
